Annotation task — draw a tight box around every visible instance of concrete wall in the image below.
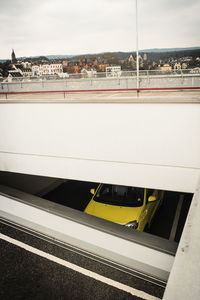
[1,75,200,93]
[0,100,199,193]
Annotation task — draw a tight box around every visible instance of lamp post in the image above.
[136,0,139,89]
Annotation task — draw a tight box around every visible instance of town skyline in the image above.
[1,46,199,80]
[0,0,200,59]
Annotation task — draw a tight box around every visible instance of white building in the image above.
[21,68,32,77]
[190,67,200,74]
[81,68,97,78]
[182,63,188,69]
[143,53,147,61]
[106,66,121,77]
[57,72,69,78]
[128,55,135,63]
[159,63,172,71]
[21,62,32,69]
[174,63,182,71]
[32,64,63,76]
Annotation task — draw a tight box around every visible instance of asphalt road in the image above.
[0,222,164,300]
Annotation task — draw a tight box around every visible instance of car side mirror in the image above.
[90,188,95,195]
[148,196,156,202]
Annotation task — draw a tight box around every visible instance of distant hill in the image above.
[139,47,200,62]
[112,47,200,59]
[17,54,74,60]
[140,47,200,53]
[65,47,200,61]
[0,55,74,62]
[43,54,74,59]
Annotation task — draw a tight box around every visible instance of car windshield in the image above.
[94,184,144,207]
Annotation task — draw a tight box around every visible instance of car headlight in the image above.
[125,220,138,229]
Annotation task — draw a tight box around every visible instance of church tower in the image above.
[11,49,17,64]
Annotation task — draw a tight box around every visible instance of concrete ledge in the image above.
[0,185,176,285]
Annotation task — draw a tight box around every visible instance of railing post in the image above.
[181,69,184,85]
[147,70,150,86]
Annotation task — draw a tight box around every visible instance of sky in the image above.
[0,0,200,59]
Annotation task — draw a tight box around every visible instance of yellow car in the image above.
[84,184,164,231]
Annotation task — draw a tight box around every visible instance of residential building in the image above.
[97,63,109,72]
[8,71,23,79]
[174,63,181,70]
[106,66,121,77]
[21,62,32,69]
[158,64,172,71]
[21,68,32,77]
[189,67,200,74]
[128,55,135,63]
[57,72,69,78]
[8,64,32,78]
[143,53,147,61]
[32,64,63,76]
[66,65,80,73]
[182,63,188,69]
[62,60,68,67]
[81,68,97,77]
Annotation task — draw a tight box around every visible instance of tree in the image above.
[0,60,12,77]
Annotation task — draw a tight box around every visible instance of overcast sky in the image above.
[0,0,200,59]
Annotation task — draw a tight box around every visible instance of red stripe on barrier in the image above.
[0,86,200,95]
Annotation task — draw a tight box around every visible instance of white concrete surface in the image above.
[163,177,200,299]
[0,98,199,193]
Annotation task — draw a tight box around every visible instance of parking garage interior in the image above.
[0,157,198,299]
[0,171,192,245]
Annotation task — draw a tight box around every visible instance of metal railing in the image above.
[1,68,200,83]
[0,69,200,94]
